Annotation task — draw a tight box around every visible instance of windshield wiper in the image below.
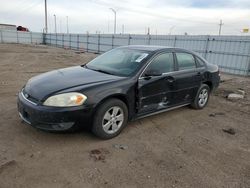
[93,69,115,75]
[83,65,115,75]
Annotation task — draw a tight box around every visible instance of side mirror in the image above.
[144,69,162,77]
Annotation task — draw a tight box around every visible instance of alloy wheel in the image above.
[198,88,208,107]
[102,106,124,134]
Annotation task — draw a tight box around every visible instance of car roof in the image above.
[118,45,207,62]
[118,45,194,53]
[119,45,169,52]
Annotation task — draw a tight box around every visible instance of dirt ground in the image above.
[0,44,250,188]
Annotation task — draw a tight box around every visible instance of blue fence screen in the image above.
[1,29,249,76]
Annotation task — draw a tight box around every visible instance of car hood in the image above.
[24,66,123,101]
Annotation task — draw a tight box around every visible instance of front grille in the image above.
[22,89,39,105]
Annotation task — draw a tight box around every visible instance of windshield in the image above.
[85,49,149,76]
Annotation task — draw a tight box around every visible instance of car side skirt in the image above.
[134,102,190,120]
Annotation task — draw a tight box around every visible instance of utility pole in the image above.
[59,19,62,33]
[169,26,175,35]
[66,16,69,34]
[147,27,150,35]
[219,20,224,35]
[108,20,110,33]
[44,0,48,33]
[122,24,124,34]
[110,8,117,34]
[54,14,57,33]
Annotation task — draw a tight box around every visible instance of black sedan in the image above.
[18,45,220,139]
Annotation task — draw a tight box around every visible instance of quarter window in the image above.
[146,53,174,74]
[176,53,196,70]
[196,57,205,67]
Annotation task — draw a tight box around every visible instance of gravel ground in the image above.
[0,44,250,188]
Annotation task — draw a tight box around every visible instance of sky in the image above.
[0,0,249,35]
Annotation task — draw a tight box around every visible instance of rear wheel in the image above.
[92,99,128,139]
[191,84,210,109]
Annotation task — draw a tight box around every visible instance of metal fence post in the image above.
[16,31,19,43]
[111,35,114,49]
[62,33,64,48]
[173,36,177,47]
[77,34,79,50]
[148,34,151,45]
[69,34,71,49]
[30,32,33,44]
[55,33,58,47]
[97,34,100,53]
[0,30,3,43]
[128,34,131,45]
[248,43,250,76]
[248,59,250,76]
[86,33,89,52]
[43,33,46,44]
[204,35,210,59]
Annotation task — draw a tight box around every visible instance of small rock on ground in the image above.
[113,144,128,150]
[236,89,245,96]
[222,128,236,135]
[227,93,244,100]
[0,160,17,174]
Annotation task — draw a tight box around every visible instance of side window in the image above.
[146,53,174,74]
[196,57,205,67]
[176,53,196,70]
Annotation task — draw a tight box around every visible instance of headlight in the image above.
[43,92,87,107]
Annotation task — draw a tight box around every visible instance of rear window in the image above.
[176,53,196,70]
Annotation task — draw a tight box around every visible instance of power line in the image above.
[91,0,217,25]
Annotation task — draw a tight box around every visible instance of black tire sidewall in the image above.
[92,99,128,139]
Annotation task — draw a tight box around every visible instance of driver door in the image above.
[137,52,176,115]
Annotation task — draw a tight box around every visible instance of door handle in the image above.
[196,72,201,77]
[166,76,175,83]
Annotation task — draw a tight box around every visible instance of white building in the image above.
[0,24,16,31]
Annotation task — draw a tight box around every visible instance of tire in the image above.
[191,84,210,109]
[92,98,128,139]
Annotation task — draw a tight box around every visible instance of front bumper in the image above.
[17,92,93,131]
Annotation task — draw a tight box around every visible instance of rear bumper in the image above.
[213,78,220,90]
[17,92,93,131]
[211,72,220,91]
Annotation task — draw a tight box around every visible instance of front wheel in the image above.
[92,99,128,139]
[191,84,210,109]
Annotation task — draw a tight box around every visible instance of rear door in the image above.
[172,51,203,104]
[137,52,177,114]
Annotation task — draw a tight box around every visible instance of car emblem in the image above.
[24,93,29,98]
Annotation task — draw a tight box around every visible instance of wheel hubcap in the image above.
[198,88,208,107]
[102,106,124,134]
